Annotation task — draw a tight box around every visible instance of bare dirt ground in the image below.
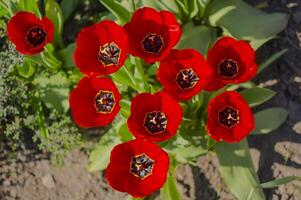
[1,0,301,199]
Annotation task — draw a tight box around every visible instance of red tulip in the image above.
[7,11,54,55]
[127,92,182,142]
[69,77,121,128]
[206,91,255,143]
[105,139,169,197]
[205,37,257,91]
[124,7,182,63]
[158,49,212,101]
[74,20,128,76]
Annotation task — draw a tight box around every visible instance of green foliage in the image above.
[60,0,79,21]
[45,0,64,47]
[99,0,131,24]
[258,49,288,74]
[160,174,181,200]
[240,87,276,107]
[208,0,289,43]
[261,176,301,189]
[252,108,288,135]
[177,22,217,55]
[215,139,266,200]
[0,43,32,149]
[16,57,37,78]
[33,110,82,165]
[33,72,69,114]
[0,42,81,163]
[40,44,63,70]
[87,119,123,172]
[18,0,41,17]
[111,59,142,92]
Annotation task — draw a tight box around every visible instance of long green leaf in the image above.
[99,0,131,25]
[19,0,41,17]
[58,43,76,69]
[45,0,64,47]
[40,44,62,70]
[160,175,181,200]
[252,107,288,135]
[215,139,266,200]
[60,0,79,21]
[16,57,36,78]
[176,23,217,55]
[209,0,288,41]
[87,120,123,172]
[240,87,275,107]
[258,49,288,74]
[261,176,301,189]
[111,64,141,92]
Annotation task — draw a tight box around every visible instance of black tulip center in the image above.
[130,153,154,180]
[219,106,240,128]
[94,90,115,113]
[176,68,199,90]
[26,26,47,47]
[98,42,121,66]
[141,33,164,54]
[144,111,167,134]
[218,59,239,78]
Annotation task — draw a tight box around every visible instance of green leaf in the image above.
[16,58,36,78]
[209,0,289,41]
[134,57,149,92]
[111,64,141,92]
[160,175,181,200]
[58,43,76,69]
[261,176,301,189]
[188,0,199,18]
[60,0,79,21]
[87,121,122,172]
[168,145,207,163]
[45,0,64,47]
[6,0,18,15]
[99,0,131,25]
[208,5,236,26]
[141,0,179,14]
[240,87,276,107]
[250,35,276,51]
[176,23,217,55]
[258,49,288,74]
[252,108,288,135]
[120,99,131,118]
[215,139,266,200]
[227,81,256,91]
[40,44,62,70]
[18,0,41,17]
[33,73,69,113]
[119,123,133,142]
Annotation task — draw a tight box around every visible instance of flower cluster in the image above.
[7,7,257,197]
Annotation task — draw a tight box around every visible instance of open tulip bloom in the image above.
[4,1,291,199]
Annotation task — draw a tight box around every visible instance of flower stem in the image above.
[134,57,150,92]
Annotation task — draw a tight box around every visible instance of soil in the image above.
[1,0,301,200]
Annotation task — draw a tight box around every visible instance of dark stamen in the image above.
[218,106,240,128]
[141,33,164,54]
[98,42,121,66]
[94,90,115,113]
[176,68,199,90]
[26,26,47,47]
[144,111,167,134]
[130,154,154,180]
[218,59,239,78]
